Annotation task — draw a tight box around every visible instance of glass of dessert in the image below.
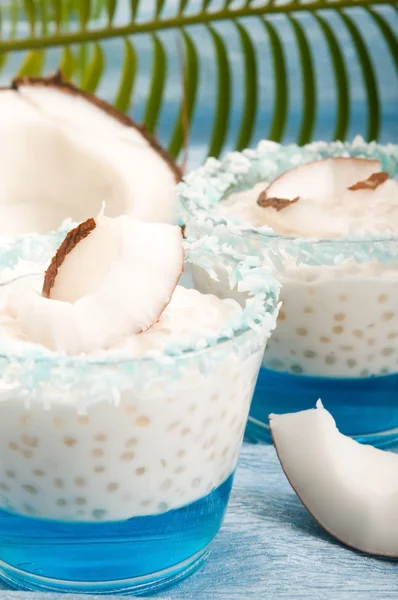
[180,138,398,449]
[0,216,279,594]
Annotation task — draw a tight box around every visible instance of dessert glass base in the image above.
[247,368,398,448]
[0,474,232,595]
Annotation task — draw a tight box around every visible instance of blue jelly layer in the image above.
[246,367,398,448]
[0,474,233,592]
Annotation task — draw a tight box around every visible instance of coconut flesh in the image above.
[11,216,184,354]
[0,73,181,235]
[256,157,397,238]
[270,401,398,558]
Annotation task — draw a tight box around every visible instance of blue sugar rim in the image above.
[178,137,398,267]
[0,235,280,370]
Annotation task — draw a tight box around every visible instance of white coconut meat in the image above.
[0,74,181,235]
[256,157,397,238]
[270,401,398,558]
[11,216,184,354]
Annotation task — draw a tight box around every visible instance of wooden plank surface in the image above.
[0,444,397,599]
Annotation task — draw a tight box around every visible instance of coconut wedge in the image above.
[13,217,184,354]
[270,401,398,558]
[0,73,181,234]
[256,157,390,237]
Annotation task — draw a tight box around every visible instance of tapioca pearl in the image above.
[135,415,150,427]
[382,347,395,356]
[74,477,86,487]
[107,483,118,493]
[303,306,314,314]
[353,330,364,339]
[64,436,77,447]
[21,435,38,448]
[56,498,67,507]
[367,339,375,347]
[23,503,37,516]
[332,326,344,335]
[367,323,375,330]
[347,359,357,369]
[75,497,87,506]
[20,414,31,427]
[53,417,63,427]
[268,358,285,370]
[22,484,38,495]
[93,509,107,520]
[361,369,370,377]
[211,392,219,402]
[125,437,138,448]
[77,416,89,425]
[290,349,297,355]
[8,442,19,451]
[189,403,198,413]
[278,310,286,321]
[203,416,213,428]
[181,427,191,437]
[177,449,186,458]
[291,364,303,374]
[308,287,316,296]
[320,336,330,344]
[92,448,104,458]
[158,502,168,512]
[388,332,398,340]
[167,420,180,432]
[5,470,15,479]
[94,433,107,442]
[380,368,390,375]
[382,312,395,322]
[340,345,354,351]
[167,397,176,403]
[303,350,316,359]
[22,450,33,459]
[33,469,45,477]
[141,499,151,508]
[161,459,167,468]
[221,445,229,458]
[124,405,137,414]
[378,294,389,303]
[135,467,146,476]
[203,435,217,450]
[192,478,201,489]
[339,294,347,302]
[296,328,308,336]
[94,466,105,474]
[0,482,10,492]
[54,478,63,488]
[208,452,216,462]
[334,313,346,322]
[160,479,172,491]
[325,354,337,366]
[120,451,135,461]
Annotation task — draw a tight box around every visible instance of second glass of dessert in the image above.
[180,138,398,448]
[0,216,279,594]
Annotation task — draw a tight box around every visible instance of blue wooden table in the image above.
[0,444,397,599]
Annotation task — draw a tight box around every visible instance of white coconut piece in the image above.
[269,401,398,558]
[255,157,392,238]
[0,73,181,235]
[12,217,184,354]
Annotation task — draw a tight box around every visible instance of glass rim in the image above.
[178,137,398,247]
[0,239,280,369]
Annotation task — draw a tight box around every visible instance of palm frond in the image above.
[0,0,396,162]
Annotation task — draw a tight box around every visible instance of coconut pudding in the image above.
[0,73,180,237]
[179,139,398,447]
[0,216,279,593]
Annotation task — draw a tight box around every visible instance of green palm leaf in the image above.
[0,0,396,160]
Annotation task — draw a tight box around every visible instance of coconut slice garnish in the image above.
[13,217,184,354]
[270,401,398,558]
[255,157,385,237]
[0,72,181,235]
[348,171,389,191]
